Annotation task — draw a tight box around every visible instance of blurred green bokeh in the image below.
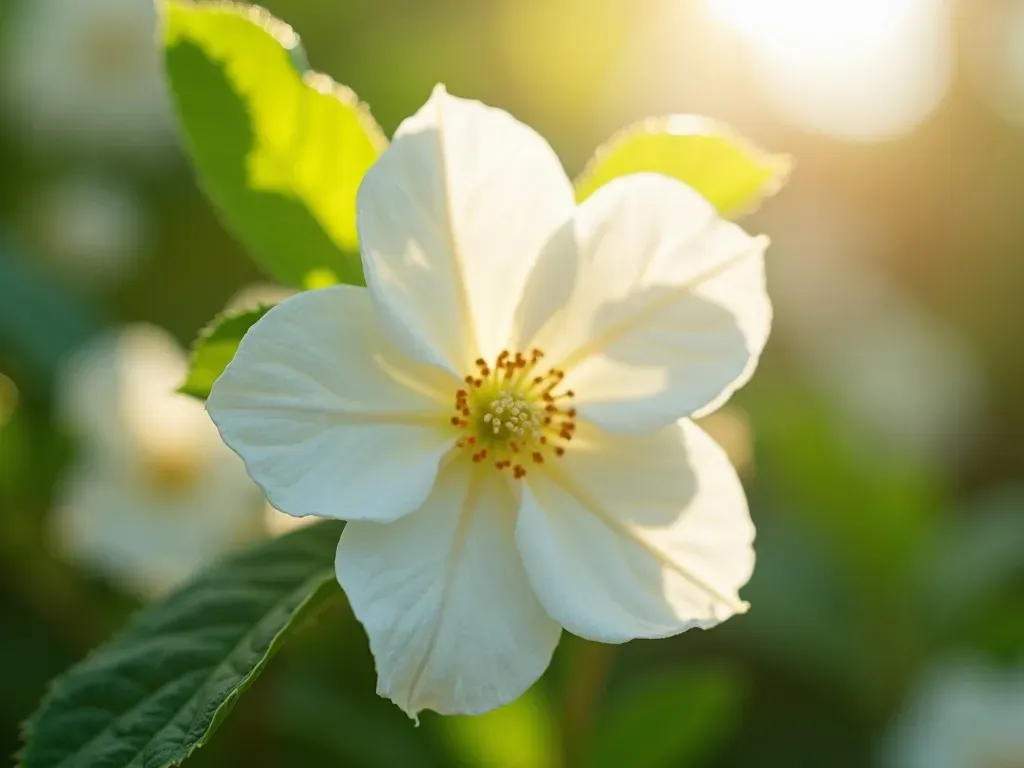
[1,0,1021,766]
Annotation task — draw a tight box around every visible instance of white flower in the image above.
[54,325,264,597]
[885,660,1024,768]
[1,0,175,157]
[208,86,770,717]
[29,173,148,289]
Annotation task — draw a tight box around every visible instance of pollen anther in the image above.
[448,349,576,478]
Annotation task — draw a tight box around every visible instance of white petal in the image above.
[336,456,561,717]
[207,284,456,523]
[516,419,755,643]
[53,452,263,598]
[518,174,771,433]
[59,324,198,459]
[357,85,575,374]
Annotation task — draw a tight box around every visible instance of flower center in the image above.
[450,349,576,478]
[141,447,201,496]
[81,19,147,82]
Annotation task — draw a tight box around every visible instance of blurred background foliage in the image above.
[1,0,1022,766]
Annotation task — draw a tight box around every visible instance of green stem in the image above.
[560,637,616,768]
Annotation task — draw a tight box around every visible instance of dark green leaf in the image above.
[162,1,385,287]
[271,677,444,768]
[585,666,746,768]
[21,521,344,768]
[751,376,938,584]
[921,487,1024,632]
[180,305,273,400]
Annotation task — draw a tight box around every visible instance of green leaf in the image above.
[162,1,385,287]
[20,521,345,768]
[921,487,1024,633]
[270,677,443,768]
[575,117,790,218]
[584,666,746,768]
[439,688,560,768]
[750,375,938,586]
[180,304,273,400]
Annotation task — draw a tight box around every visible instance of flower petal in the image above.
[516,419,755,643]
[336,456,561,717]
[357,84,575,374]
[59,324,198,459]
[207,284,456,523]
[518,173,770,433]
[53,453,262,598]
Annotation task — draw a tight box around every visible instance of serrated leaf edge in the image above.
[162,0,388,156]
[160,0,386,288]
[178,303,275,400]
[17,526,343,768]
[574,115,793,219]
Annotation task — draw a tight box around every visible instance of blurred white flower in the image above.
[29,173,148,289]
[885,660,1024,768]
[208,86,768,718]
[768,195,986,467]
[1,0,176,157]
[54,325,265,597]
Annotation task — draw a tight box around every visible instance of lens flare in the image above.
[706,0,952,141]
[708,0,918,63]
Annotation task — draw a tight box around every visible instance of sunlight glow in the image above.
[967,0,1024,126]
[708,0,918,64]
[706,0,952,141]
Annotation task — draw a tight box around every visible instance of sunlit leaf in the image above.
[439,687,559,768]
[162,1,385,287]
[585,666,746,768]
[575,116,790,218]
[20,522,344,768]
[180,304,273,400]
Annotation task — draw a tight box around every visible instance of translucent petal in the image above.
[516,419,755,642]
[358,85,574,374]
[208,285,455,523]
[517,173,770,433]
[337,457,561,717]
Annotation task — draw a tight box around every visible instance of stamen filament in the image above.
[448,348,576,478]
